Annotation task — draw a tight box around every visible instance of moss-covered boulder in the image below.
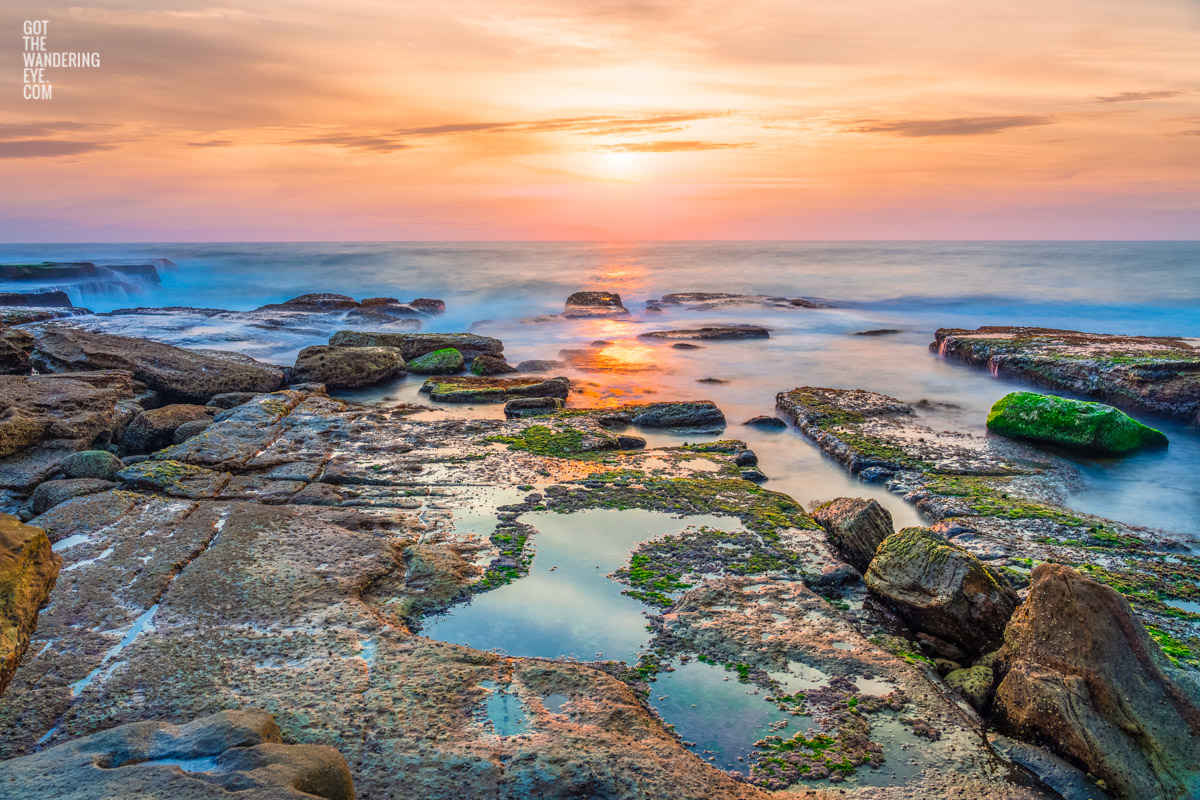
[0,514,60,694]
[865,527,1019,657]
[470,355,516,376]
[408,348,465,375]
[59,449,123,480]
[293,345,406,388]
[421,376,570,403]
[944,665,995,710]
[986,391,1168,455]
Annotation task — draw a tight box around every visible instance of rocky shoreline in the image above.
[0,286,1196,800]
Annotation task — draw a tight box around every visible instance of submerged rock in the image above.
[125,405,213,453]
[408,348,465,375]
[562,291,628,318]
[0,708,355,799]
[986,391,1168,455]
[653,292,828,310]
[638,325,769,341]
[865,527,1019,658]
[811,496,894,573]
[293,345,406,388]
[995,563,1200,800]
[0,514,60,694]
[328,331,502,362]
[420,375,570,403]
[743,415,786,429]
[933,326,1200,422]
[514,359,565,373]
[31,328,284,400]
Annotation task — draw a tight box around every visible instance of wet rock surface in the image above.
[563,291,629,318]
[986,391,1168,455]
[994,563,1200,800]
[420,375,570,403]
[639,325,770,341]
[811,497,894,573]
[0,709,355,799]
[293,345,406,389]
[0,514,60,693]
[932,326,1200,421]
[651,293,829,310]
[125,405,213,453]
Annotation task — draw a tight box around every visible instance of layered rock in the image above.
[0,709,355,799]
[0,514,60,693]
[994,563,1200,800]
[420,375,569,403]
[865,527,1019,658]
[292,345,406,388]
[811,497,894,573]
[651,292,829,310]
[986,391,1168,455]
[125,405,213,453]
[328,331,502,362]
[932,326,1200,421]
[31,328,284,401]
[590,401,726,429]
[562,291,629,318]
[0,327,34,374]
[639,325,769,341]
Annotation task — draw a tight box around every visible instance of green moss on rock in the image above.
[986,391,1168,455]
[407,348,465,375]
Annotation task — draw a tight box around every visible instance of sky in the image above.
[1,0,1199,241]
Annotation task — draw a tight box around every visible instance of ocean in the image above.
[2,240,1197,536]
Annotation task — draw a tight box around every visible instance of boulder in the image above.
[30,477,117,514]
[638,325,769,341]
[812,497,894,573]
[0,708,355,799]
[470,355,516,376]
[173,418,212,444]
[206,392,263,410]
[421,376,570,403]
[743,415,786,430]
[31,328,284,400]
[944,665,995,710]
[408,298,446,315]
[986,391,1168,455]
[865,527,1018,657]
[408,348,465,375]
[563,291,629,318]
[596,401,726,430]
[293,345,406,388]
[504,397,565,418]
[0,514,60,693]
[255,293,360,312]
[328,331,502,362]
[0,327,34,374]
[993,563,1200,800]
[59,449,123,480]
[515,359,566,373]
[125,405,213,453]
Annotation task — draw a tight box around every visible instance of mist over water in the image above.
[3,240,1198,536]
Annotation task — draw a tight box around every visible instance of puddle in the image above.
[62,546,114,573]
[422,509,740,662]
[70,603,159,696]
[1165,598,1200,615]
[650,659,792,774]
[769,661,832,692]
[52,534,90,552]
[479,680,533,736]
[542,692,569,714]
[134,756,221,773]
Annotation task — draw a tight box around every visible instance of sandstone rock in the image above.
[293,345,406,388]
[31,328,284,400]
[469,355,516,376]
[0,290,73,307]
[987,391,1168,455]
[116,459,232,498]
[0,514,60,693]
[421,376,570,403]
[408,348,464,375]
[743,415,786,429]
[994,563,1200,800]
[30,478,117,514]
[173,419,212,444]
[59,449,123,480]
[638,325,769,341]
[328,331,502,362]
[504,397,565,418]
[563,291,629,318]
[408,298,446,315]
[944,665,995,710]
[812,497,895,573]
[0,708,355,799]
[0,327,34,374]
[595,401,726,429]
[865,527,1019,657]
[206,391,263,410]
[125,405,213,453]
[256,293,360,312]
[515,359,565,373]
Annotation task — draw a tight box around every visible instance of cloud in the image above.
[0,140,113,159]
[185,139,235,147]
[599,140,752,152]
[0,121,108,139]
[1176,129,1200,137]
[845,115,1055,137]
[1095,90,1185,103]
[290,134,414,153]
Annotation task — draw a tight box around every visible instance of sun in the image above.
[603,150,637,176]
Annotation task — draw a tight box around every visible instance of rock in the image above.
[408,348,465,375]
[422,376,570,403]
[944,665,995,710]
[814,562,860,587]
[206,392,263,410]
[932,326,1200,422]
[740,468,768,482]
[515,359,565,373]
[470,355,516,376]
[125,405,213,453]
[697,377,727,385]
[616,434,647,449]
[31,328,284,400]
[743,415,786,430]
[328,331,502,362]
[59,449,123,480]
[408,298,446,315]
[504,397,565,418]
[934,658,962,676]
[812,497,895,573]
[563,291,628,318]
[986,391,1168,455]
[255,292,360,312]
[116,459,231,498]
[865,527,1019,658]
[654,293,829,310]
[0,708,355,799]
[173,419,212,444]
[0,514,60,693]
[734,449,758,467]
[671,343,702,349]
[594,401,726,429]
[853,329,902,336]
[0,290,73,307]
[293,345,406,388]
[638,325,769,341]
[30,478,117,514]
[993,563,1200,800]
[0,327,34,374]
